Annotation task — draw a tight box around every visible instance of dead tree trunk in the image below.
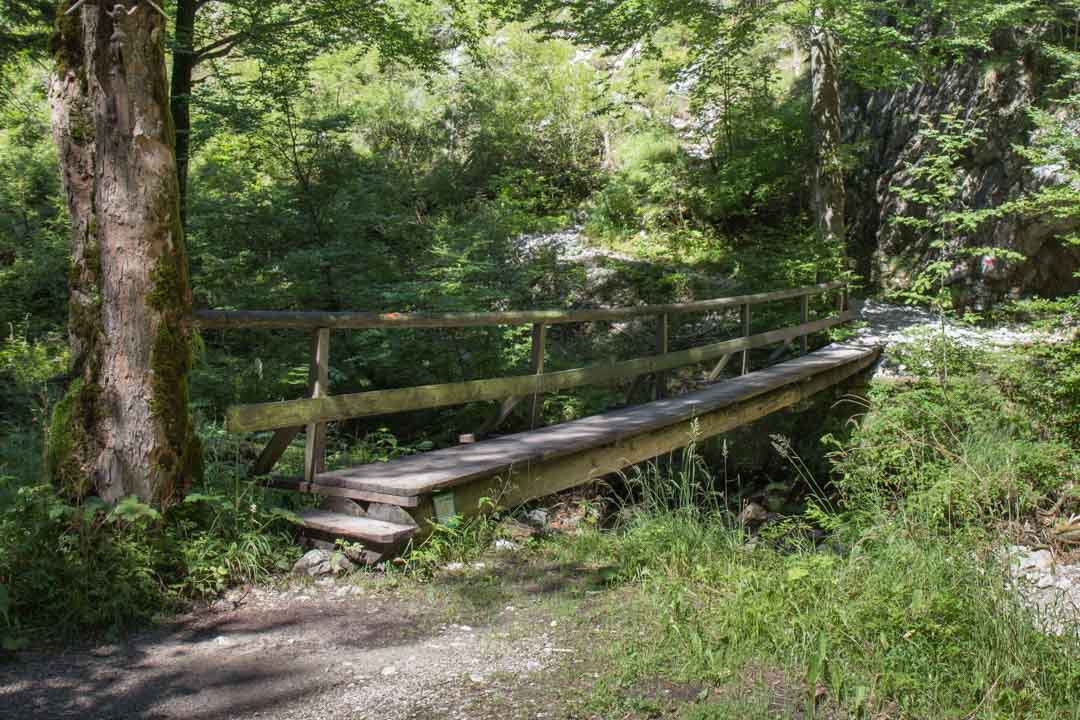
[48,0,200,508]
[810,9,846,251]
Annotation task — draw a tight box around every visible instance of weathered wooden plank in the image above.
[740,303,751,375]
[310,343,878,498]
[529,322,547,427]
[266,477,421,507]
[478,322,548,435]
[252,426,302,477]
[303,328,330,482]
[192,282,845,330]
[654,313,670,400]
[227,311,855,432]
[800,295,810,355]
[408,345,881,531]
[296,509,417,544]
[706,353,732,382]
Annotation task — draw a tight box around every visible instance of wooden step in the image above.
[308,344,880,499]
[296,509,418,545]
[268,477,421,507]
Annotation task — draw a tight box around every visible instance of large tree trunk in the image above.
[48,0,200,508]
[809,9,846,251]
[170,0,197,228]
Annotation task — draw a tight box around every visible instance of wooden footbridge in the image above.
[193,282,880,553]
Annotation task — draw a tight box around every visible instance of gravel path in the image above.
[0,567,584,720]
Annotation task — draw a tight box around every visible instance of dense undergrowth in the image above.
[0,432,300,647]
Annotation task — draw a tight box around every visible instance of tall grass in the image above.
[557,341,1080,718]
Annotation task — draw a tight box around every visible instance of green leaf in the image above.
[184,492,227,506]
[108,496,161,524]
[269,507,301,523]
[786,565,810,583]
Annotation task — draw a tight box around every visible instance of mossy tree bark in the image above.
[48,0,200,508]
[810,7,846,252]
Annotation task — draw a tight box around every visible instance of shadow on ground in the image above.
[0,586,442,720]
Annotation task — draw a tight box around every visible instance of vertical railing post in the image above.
[304,327,330,482]
[837,284,848,314]
[740,303,751,375]
[799,294,809,355]
[654,312,670,399]
[529,322,547,427]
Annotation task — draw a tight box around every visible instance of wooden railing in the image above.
[192,281,850,480]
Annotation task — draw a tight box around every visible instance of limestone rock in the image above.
[292,549,356,577]
[845,46,1080,304]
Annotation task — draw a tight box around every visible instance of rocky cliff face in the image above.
[845,44,1080,305]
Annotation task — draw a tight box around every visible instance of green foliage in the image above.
[552,343,1080,718]
[584,128,715,252]
[0,481,168,640]
[0,321,68,420]
[996,315,1080,447]
[403,496,503,573]
[889,112,1022,312]
[0,445,298,642]
[827,332,1080,534]
[0,66,68,333]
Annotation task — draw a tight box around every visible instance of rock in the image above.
[1004,545,1080,636]
[88,644,119,658]
[524,508,549,527]
[737,502,768,526]
[292,549,356,577]
[845,55,1080,302]
[381,665,398,677]
[343,544,391,566]
[494,539,521,552]
[547,502,595,533]
[320,497,366,517]
[498,517,537,542]
[469,672,485,683]
[1017,549,1054,573]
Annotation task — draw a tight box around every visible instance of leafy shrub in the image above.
[0,482,165,643]
[884,329,988,379]
[0,323,68,426]
[0,468,298,644]
[995,311,1080,446]
[828,375,1079,531]
[585,129,716,252]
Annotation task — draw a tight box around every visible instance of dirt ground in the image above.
[0,555,617,720]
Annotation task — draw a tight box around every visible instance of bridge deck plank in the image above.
[311,344,878,499]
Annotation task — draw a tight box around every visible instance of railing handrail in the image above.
[226,310,854,433]
[192,281,845,331]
